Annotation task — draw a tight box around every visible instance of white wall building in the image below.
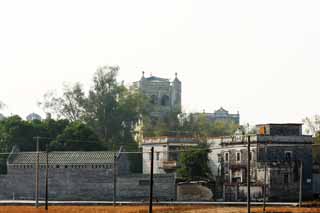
[142,136,198,174]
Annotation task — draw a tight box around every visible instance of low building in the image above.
[208,123,313,201]
[142,136,198,174]
[0,147,176,201]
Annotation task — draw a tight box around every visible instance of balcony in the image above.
[160,160,178,170]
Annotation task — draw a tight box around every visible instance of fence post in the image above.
[247,135,251,213]
[45,145,49,210]
[35,136,40,208]
[299,160,303,207]
[113,152,117,206]
[263,145,267,213]
[149,147,154,213]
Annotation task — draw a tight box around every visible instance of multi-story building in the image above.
[133,72,181,117]
[142,136,198,174]
[208,123,313,201]
[193,107,240,125]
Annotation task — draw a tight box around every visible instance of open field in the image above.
[0,206,320,213]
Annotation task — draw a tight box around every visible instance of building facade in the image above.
[208,124,313,201]
[142,136,198,174]
[194,107,240,125]
[133,72,181,117]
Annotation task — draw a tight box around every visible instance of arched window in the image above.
[161,95,170,106]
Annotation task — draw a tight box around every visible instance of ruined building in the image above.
[208,123,313,201]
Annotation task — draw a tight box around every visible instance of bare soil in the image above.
[0,206,319,213]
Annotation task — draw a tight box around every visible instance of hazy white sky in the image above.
[0,0,320,125]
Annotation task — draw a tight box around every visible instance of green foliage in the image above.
[39,83,86,122]
[144,112,239,138]
[177,144,211,180]
[303,115,320,136]
[50,122,101,151]
[39,66,148,150]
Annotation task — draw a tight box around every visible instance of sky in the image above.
[0,0,320,125]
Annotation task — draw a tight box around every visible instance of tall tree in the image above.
[177,143,211,180]
[303,115,320,166]
[50,122,101,151]
[39,83,86,121]
[39,65,149,149]
[303,115,320,139]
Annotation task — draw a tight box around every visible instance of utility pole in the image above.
[299,160,303,208]
[113,152,117,206]
[263,145,267,213]
[247,135,251,213]
[35,136,40,208]
[149,147,154,213]
[45,145,49,210]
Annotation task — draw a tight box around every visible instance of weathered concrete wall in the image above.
[143,145,168,174]
[257,144,313,200]
[313,174,320,196]
[177,183,213,201]
[117,174,176,201]
[238,185,263,201]
[0,169,176,201]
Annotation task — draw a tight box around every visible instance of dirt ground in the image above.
[0,206,319,213]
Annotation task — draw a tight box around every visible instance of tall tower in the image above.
[171,73,181,113]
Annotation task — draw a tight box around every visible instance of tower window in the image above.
[161,95,170,106]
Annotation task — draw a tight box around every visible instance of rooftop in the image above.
[143,136,198,145]
[8,151,116,165]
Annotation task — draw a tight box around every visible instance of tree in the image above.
[50,122,101,151]
[303,115,320,165]
[39,83,86,122]
[177,143,211,180]
[303,115,320,140]
[39,65,149,150]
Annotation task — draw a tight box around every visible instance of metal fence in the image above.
[0,143,313,209]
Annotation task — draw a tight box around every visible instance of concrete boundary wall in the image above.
[0,171,175,201]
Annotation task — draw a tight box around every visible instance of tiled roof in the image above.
[8,151,115,165]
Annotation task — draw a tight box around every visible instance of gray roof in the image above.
[8,151,115,165]
[26,113,42,121]
[144,76,169,82]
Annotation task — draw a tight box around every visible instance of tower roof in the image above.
[214,107,229,115]
[144,76,170,82]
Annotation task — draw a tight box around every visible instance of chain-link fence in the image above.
[0,141,313,206]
